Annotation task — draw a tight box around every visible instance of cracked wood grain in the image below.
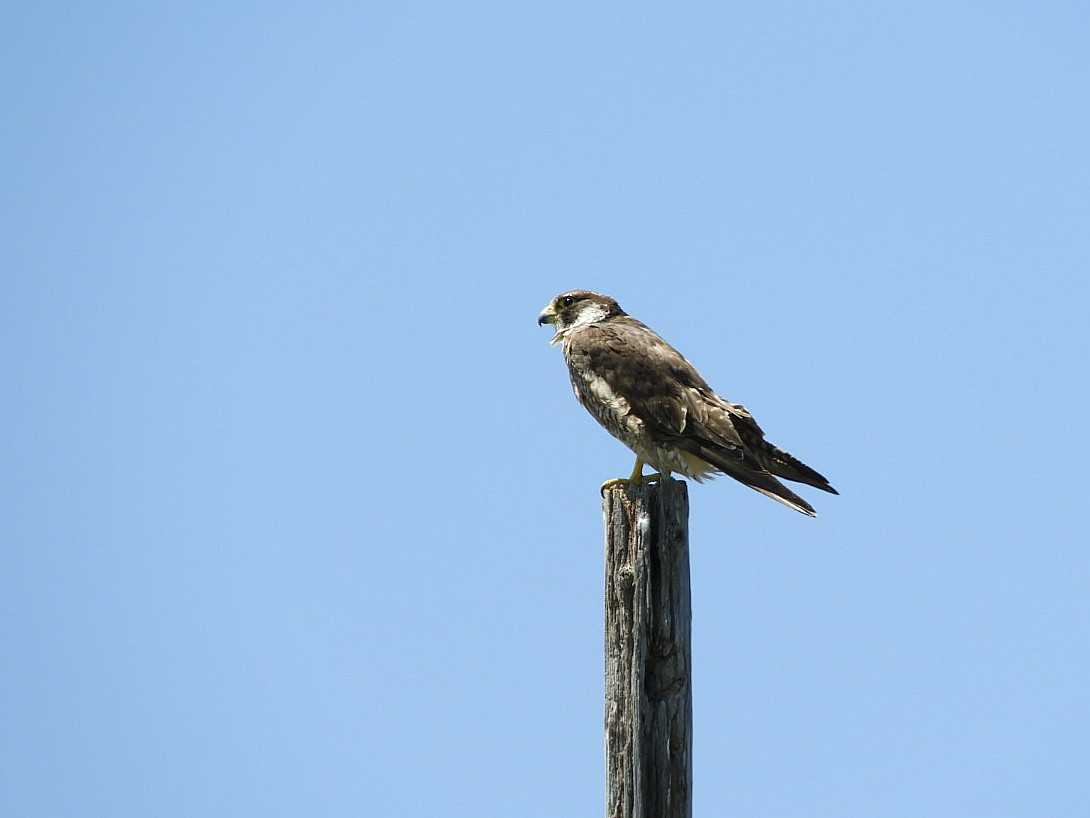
[603,479,692,818]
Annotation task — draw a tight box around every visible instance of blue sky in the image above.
[3,2,1089,816]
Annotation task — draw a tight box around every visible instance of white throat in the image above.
[550,303,610,345]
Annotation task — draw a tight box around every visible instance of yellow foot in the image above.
[600,477,630,495]
[599,471,669,496]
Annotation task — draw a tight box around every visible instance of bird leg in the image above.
[599,457,645,494]
[600,458,673,494]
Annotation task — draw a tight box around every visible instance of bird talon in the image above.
[600,477,630,496]
[600,471,670,496]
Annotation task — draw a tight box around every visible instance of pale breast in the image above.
[567,364,646,447]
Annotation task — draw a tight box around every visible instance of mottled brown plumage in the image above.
[538,290,837,516]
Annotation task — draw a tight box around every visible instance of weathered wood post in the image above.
[603,478,692,818]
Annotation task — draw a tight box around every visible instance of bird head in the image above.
[537,291,624,344]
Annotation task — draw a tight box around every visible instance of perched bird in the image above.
[538,290,837,516]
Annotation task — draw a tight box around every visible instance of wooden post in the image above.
[603,478,692,818]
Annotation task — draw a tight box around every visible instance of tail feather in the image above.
[760,442,838,495]
[690,443,817,517]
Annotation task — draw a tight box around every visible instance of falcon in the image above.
[538,290,837,516]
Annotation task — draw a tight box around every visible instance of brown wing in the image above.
[688,382,837,495]
[566,316,833,513]
[565,316,729,440]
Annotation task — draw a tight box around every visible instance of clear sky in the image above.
[3,2,1089,816]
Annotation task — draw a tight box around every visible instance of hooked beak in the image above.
[537,303,557,326]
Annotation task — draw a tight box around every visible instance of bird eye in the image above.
[562,296,575,307]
